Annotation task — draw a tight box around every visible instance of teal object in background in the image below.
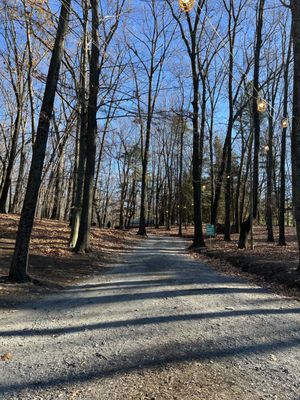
[206,224,216,237]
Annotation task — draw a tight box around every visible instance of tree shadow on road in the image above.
[0,334,299,396]
[0,306,299,338]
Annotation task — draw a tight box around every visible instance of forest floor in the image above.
[149,226,300,299]
[0,235,299,399]
[1,215,300,307]
[0,213,136,308]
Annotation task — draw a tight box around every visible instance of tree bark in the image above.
[11,125,26,214]
[0,104,22,213]
[178,117,184,236]
[191,68,205,248]
[291,0,300,270]
[238,0,265,249]
[137,119,151,236]
[265,112,274,242]
[9,0,72,282]
[69,0,88,249]
[234,121,247,233]
[224,0,238,241]
[74,0,100,253]
[279,32,292,246]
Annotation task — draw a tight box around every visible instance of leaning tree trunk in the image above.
[291,0,300,271]
[9,0,72,282]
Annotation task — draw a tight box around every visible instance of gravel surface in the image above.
[0,235,299,399]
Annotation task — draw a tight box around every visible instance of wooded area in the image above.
[0,0,300,283]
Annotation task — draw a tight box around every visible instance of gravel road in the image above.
[0,235,299,400]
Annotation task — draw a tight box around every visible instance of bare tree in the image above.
[222,0,247,241]
[279,21,292,246]
[9,0,72,282]
[0,6,27,212]
[290,0,300,270]
[167,0,206,247]
[127,0,174,236]
[238,0,265,249]
[74,0,125,252]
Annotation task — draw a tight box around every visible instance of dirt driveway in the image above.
[0,236,299,399]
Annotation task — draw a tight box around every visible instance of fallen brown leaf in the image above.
[1,352,13,361]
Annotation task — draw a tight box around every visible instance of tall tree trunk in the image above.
[74,0,100,253]
[64,169,73,221]
[291,0,300,271]
[211,133,229,226]
[137,76,153,236]
[265,112,274,242]
[178,118,184,236]
[119,163,130,229]
[238,0,265,249]
[51,152,65,220]
[9,0,72,282]
[11,130,26,213]
[137,141,150,235]
[155,173,161,229]
[0,104,22,213]
[209,110,214,225]
[198,73,206,241]
[147,167,155,227]
[279,32,292,246]
[102,160,112,228]
[166,172,172,231]
[239,139,251,228]
[191,54,205,248]
[224,0,236,241]
[234,122,247,233]
[126,175,137,228]
[224,108,233,240]
[23,1,36,144]
[70,0,88,249]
